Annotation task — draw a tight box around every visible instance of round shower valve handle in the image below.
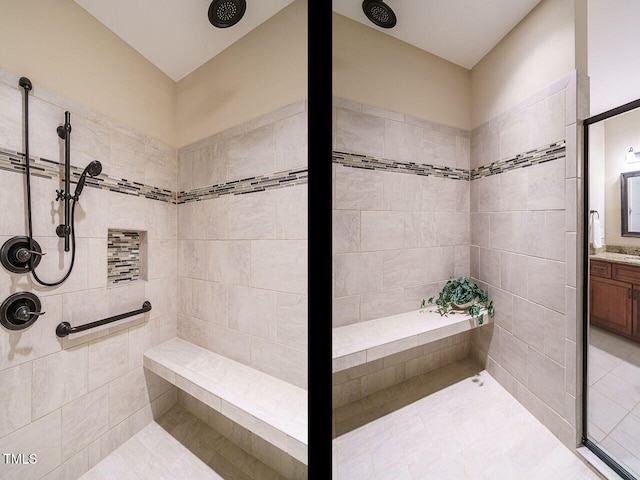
[15,248,45,263]
[0,292,43,331]
[13,306,45,322]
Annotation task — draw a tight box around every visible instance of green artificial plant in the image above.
[422,276,494,325]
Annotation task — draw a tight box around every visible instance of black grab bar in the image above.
[56,301,151,337]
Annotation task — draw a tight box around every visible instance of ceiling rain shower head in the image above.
[362,0,397,29]
[208,0,246,28]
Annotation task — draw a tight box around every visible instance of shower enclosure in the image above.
[583,99,640,480]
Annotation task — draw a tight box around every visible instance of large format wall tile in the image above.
[0,68,179,480]
[0,363,31,438]
[32,346,87,421]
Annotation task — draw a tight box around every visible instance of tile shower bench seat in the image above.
[143,338,307,464]
[333,307,491,373]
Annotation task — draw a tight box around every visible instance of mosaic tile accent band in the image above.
[0,147,174,202]
[0,147,307,204]
[332,140,566,181]
[332,151,469,181]
[176,168,308,204]
[107,229,140,285]
[469,141,566,180]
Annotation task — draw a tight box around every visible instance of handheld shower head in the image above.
[74,160,102,199]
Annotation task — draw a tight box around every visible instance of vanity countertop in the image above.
[590,252,640,267]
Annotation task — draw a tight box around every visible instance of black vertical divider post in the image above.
[307,1,333,476]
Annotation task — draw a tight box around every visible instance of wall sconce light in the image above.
[626,147,640,163]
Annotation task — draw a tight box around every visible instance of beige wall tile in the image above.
[333,210,360,254]
[334,165,384,211]
[360,289,405,322]
[228,190,276,239]
[228,285,277,340]
[203,196,229,240]
[512,296,545,352]
[192,279,227,326]
[500,329,528,385]
[527,257,565,313]
[361,211,404,251]
[208,241,250,286]
[478,247,500,288]
[382,172,421,211]
[191,145,225,189]
[0,410,61,480]
[32,346,87,421]
[383,247,453,290]
[335,252,383,297]
[276,185,307,240]
[544,308,565,365]
[512,211,545,257]
[276,293,307,351]
[404,212,438,248]
[384,120,422,163]
[250,240,307,294]
[224,124,275,182]
[528,347,565,415]
[0,363,31,438]
[276,110,307,171]
[88,330,129,391]
[527,159,565,210]
[333,296,360,328]
[471,213,490,248]
[108,368,148,428]
[454,245,470,278]
[335,108,385,157]
[177,240,208,279]
[499,168,528,212]
[250,337,307,389]
[500,252,528,298]
[544,212,566,261]
[207,324,251,365]
[62,385,110,461]
[489,212,513,251]
[470,123,499,169]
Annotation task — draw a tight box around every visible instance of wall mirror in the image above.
[621,170,640,237]
[584,99,640,480]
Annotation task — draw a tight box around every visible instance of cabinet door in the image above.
[634,286,640,341]
[590,276,633,336]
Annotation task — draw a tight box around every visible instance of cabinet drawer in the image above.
[591,260,611,278]
[613,263,640,284]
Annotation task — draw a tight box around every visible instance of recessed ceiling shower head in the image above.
[362,0,397,29]
[208,0,246,28]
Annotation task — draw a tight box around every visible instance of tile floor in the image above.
[333,358,600,479]
[79,405,286,480]
[588,326,640,478]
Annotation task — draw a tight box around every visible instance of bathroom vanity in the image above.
[590,254,640,342]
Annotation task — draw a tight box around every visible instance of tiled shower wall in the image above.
[0,67,178,480]
[176,102,308,389]
[469,70,587,448]
[332,98,471,327]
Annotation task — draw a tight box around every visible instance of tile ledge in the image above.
[332,307,490,372]
[143,338,307,464]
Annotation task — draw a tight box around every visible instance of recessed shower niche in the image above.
[107,229,148,286]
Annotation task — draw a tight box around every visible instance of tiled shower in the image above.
[331,69,588,452]
[0,1,308,476]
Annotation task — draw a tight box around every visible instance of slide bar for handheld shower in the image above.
[56,111,72,252]
[55,301,152,337]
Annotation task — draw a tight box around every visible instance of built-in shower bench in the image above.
[332,307,491,373]
[143,338,307,465]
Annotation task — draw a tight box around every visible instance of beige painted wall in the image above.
[332,13,471,131]
[176,0,307,147]
[470,0,584,129]
[603,108,640,247]
[0,0,176,146]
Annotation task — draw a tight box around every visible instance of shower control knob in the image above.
[56,225,71,238]
[13,306,45,322]
[15,248,45,263]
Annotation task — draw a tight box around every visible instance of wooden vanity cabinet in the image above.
[590,259,640,341]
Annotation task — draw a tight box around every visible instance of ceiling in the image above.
[74,0,295,82]
[333,0,543,69]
